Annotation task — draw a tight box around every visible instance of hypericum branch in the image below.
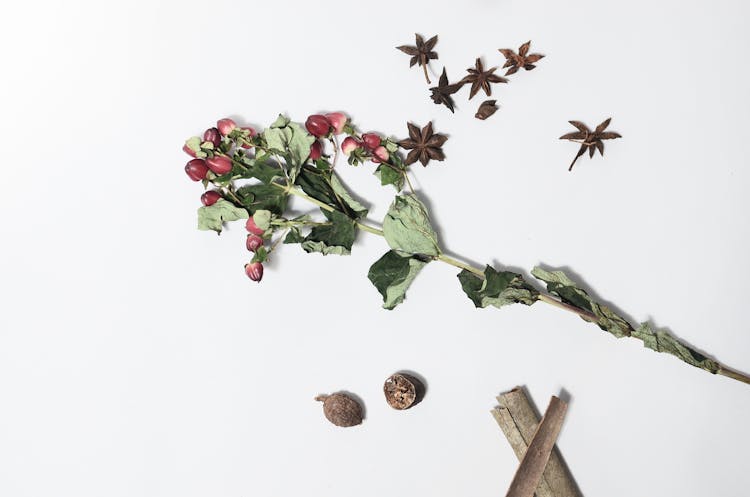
[182,113,750,386]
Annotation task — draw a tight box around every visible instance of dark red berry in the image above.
[200,190,222,206]
[245,217,265,235]
[324,112,347,135]
[240,127,257,149]
[203,127,221,147]
[246,234,263,252]
[305,114,330,137]
[245,262,264,282]
[217,118,236,136]
[185,159,209,181]
[361,133,381,151]
[309,140,323,160]
[206,155,232,175]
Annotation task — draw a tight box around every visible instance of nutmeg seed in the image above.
[383,373,425,410]
[315,392,363,427]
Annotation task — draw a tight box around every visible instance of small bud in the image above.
[341,136,362,156]
[183,144,197,157]
[217,118,237,136]
[305,114,330,137]
[245,217,265,235]
[203,127,221,147]
[361,133,381,151]
[185,159,209,181]
[244,262,264,282]
[324,112,347,135]
[309,140,323,160]
[246,234,263,252]
[240,127,257,149]
[206,155,232,175]
[372,145,389,163]
[200,190,222,206]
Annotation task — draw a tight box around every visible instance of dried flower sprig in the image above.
[181,113,749,386]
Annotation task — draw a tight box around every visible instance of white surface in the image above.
[1,0,749,495]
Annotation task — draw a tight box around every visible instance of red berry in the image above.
[245,262,264,282]
[217,118,236,136]
[309,140,323,160]
[240,127,257,149]
[245,217,265,235]
[361,133,381,151]
[305,114,330,137]
[341,136,361,156]
[185,159,209,181]
[206,155,232,175]
[246,234,263,252]
[183,144,197,157]
[200,190,222,206]
[372,145,389,163]
[203,127,221,147]
[324,112,347,135]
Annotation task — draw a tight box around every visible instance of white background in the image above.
[2,0,749,496]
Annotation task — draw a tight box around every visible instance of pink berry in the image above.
[309,140,323,160]
[206,155,232,175]
[305,114,330,137]
[183,144,197,157]
[341,136,362,156]
[246,234,263,252]
[361,133,381,151]
[372,145,389,163]
[324,112,347,135]
[245,217,265,235]
[217,118,236,136]
[203,127,221,147]
[240,127,257,149]
[185,159,209,181]
[200,190,222,206]
[245,262,264,282]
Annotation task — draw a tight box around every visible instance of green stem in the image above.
[436,254,484,277]
[718,367,750,385]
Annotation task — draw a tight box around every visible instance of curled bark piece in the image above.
[493,388,580,497]
[504,395,567,497]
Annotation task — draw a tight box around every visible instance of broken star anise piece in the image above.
[475,100,498,120]
[398,122,448,167]
[460,58,508,99]
[498,41,545,76]
[396,34,439,84]
[560,118,622,171]
[429,67,462,113]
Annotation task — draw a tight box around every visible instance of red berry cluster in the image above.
[244,217,265,282]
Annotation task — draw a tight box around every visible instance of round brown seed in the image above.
[315,393,363,427]
[383,373,425,410]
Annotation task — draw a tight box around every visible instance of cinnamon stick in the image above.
[492,388,580,497]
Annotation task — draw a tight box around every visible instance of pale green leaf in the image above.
[368,250,429,309]
[197,199,249,233]
[383,194,440,256]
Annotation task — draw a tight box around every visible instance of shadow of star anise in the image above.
[429,67,463,113]
[398,122,448,167]
[396,34,438,84]
[498,41,545,76]
[460,58,508,99]
[560,118,622,171]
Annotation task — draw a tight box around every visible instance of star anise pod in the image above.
[498,41,545,76]
[398,122,448,167]
[460,58,508,99]
[475,100,498,120]
[560,118,622,171]
[429,67,462,112]
[396,34,438,84]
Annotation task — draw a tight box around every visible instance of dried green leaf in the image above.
[458,266,538,308]
[197,199,249,233]
[531,266,632,337]
[368,250,429,310]
[235,184,288,215]
[301,209,356,255]
[383,194,440,257]
[633,323,719,373]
